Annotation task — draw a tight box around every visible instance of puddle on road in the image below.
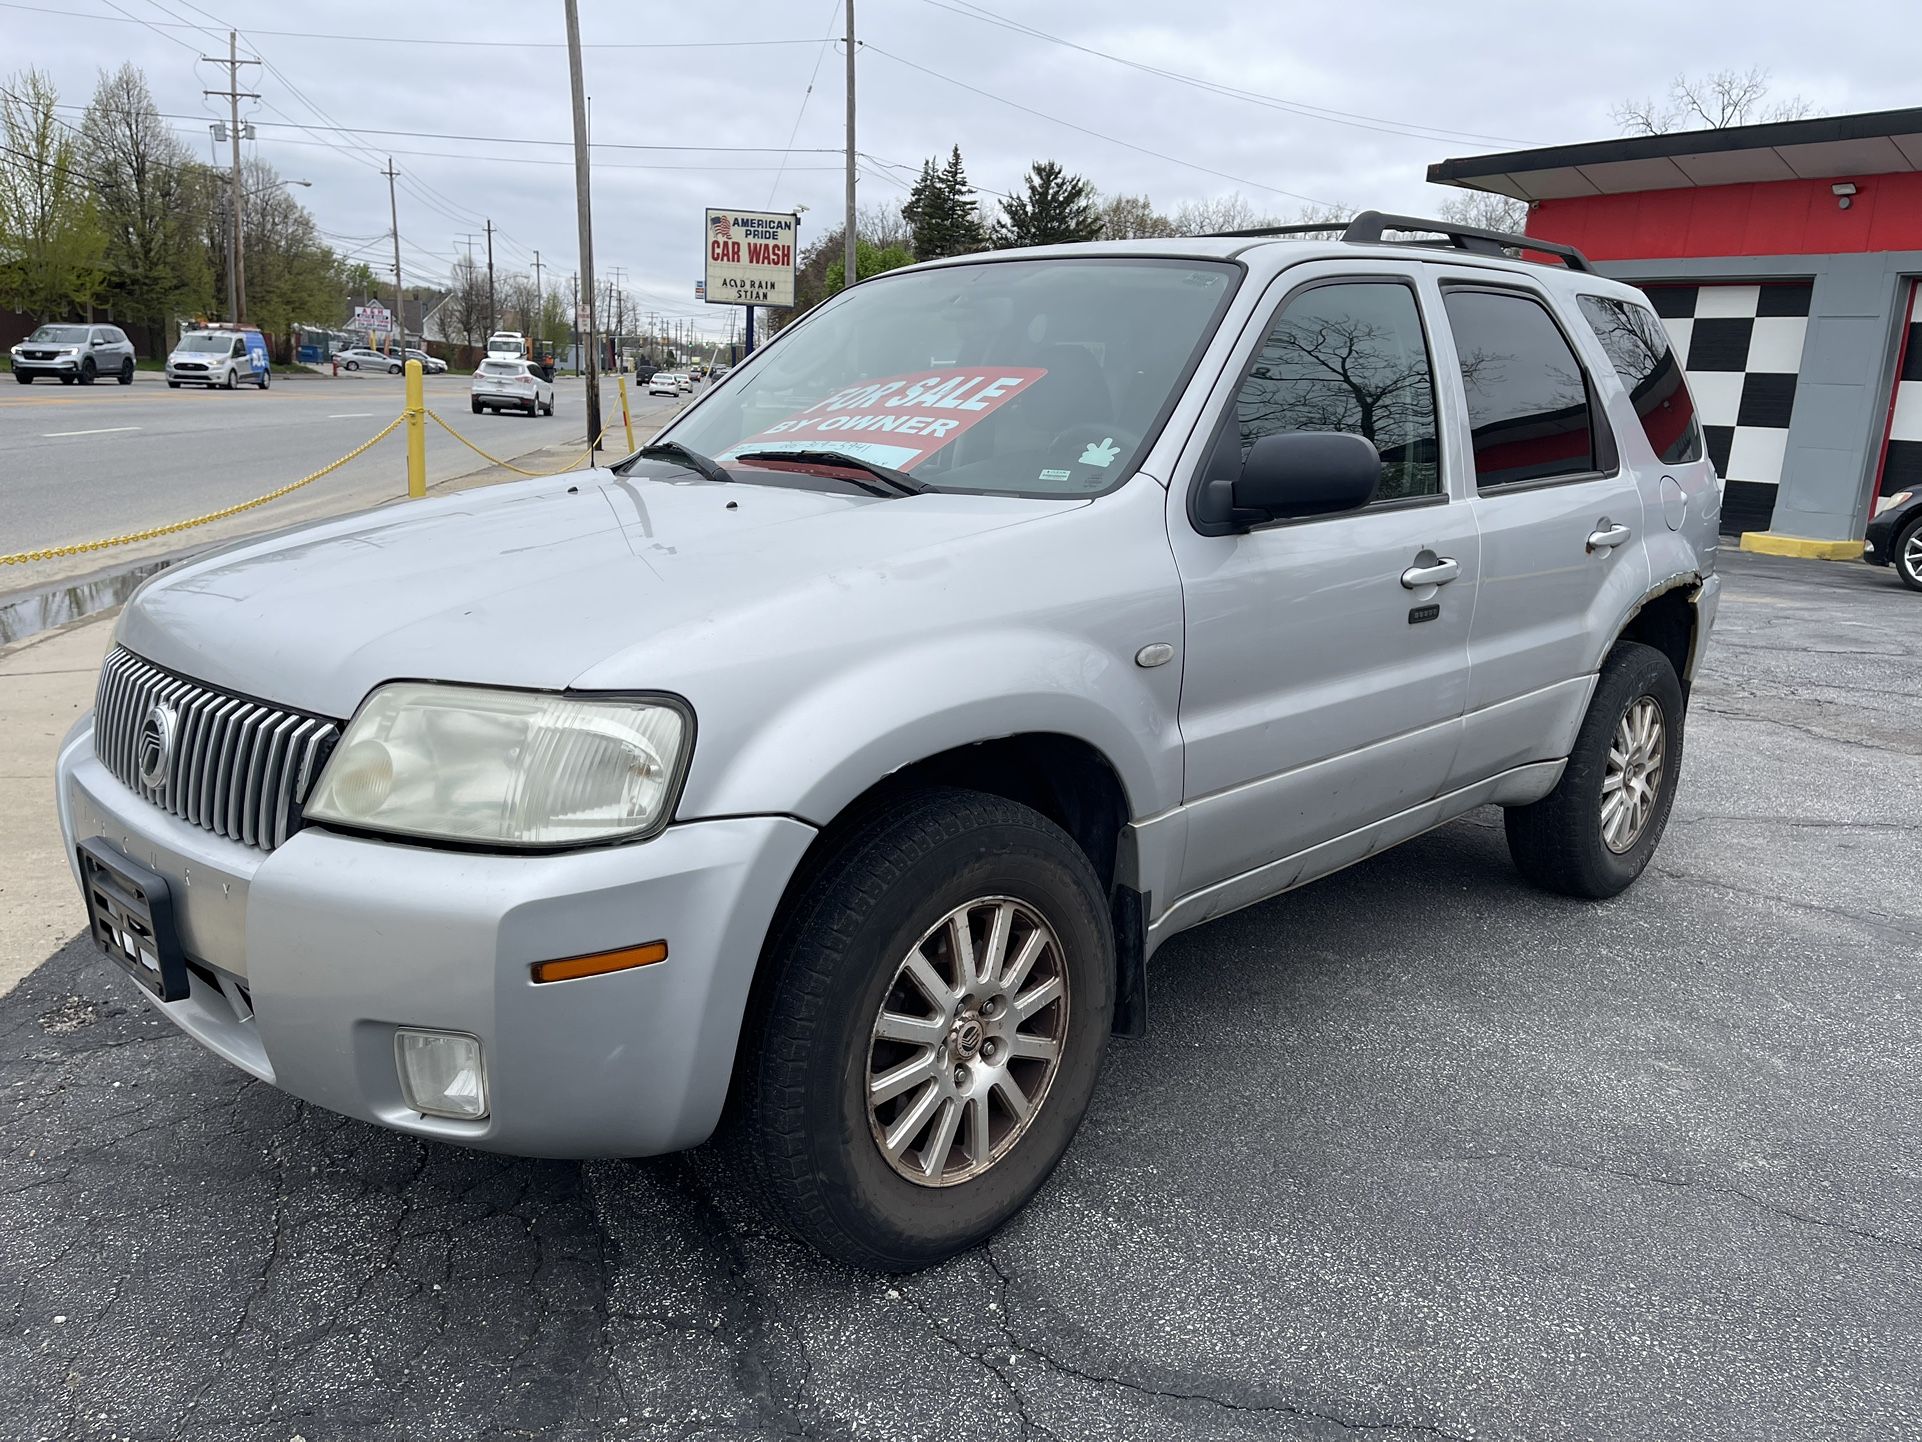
[0,558,176,646]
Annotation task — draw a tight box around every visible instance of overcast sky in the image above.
[12,0,1920,340]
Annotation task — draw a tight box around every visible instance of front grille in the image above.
[174,362,207,372]
[93,647,342,852]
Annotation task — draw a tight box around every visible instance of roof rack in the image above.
[1210,211,1591,273]
[1340,211,1592,272]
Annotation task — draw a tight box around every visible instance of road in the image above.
[0,370,691,563]
[0,549,1918,1440]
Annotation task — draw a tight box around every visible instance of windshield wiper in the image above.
[734,448,932,497]
[633,440,733,485]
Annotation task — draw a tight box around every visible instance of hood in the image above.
[118,466,1082,718]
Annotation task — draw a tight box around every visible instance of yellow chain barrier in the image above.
[0,416,406,567]
[424,409,621,478]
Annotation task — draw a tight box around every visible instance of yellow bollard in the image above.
[404,359,426,499]
[617,373,635,453]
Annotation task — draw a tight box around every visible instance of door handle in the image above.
[1400,557,1460,589]
[1587,522,1632,552]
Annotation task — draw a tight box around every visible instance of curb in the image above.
[1737,532,1867,561]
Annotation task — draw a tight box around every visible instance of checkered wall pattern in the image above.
[1644,281,1813,536]
[1879,280,1922,501]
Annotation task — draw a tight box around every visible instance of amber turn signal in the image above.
[530,939,668,984]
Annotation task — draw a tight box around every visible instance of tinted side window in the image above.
[1442,288,1595,489]
[1237,281,1441,501]
[1578,295,1703,465]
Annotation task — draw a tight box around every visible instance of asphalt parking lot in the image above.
[1,548,1917,1442]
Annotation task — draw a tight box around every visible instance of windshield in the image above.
[665,257,1237,496]
[30,326,88,344]
[178,333,236,353]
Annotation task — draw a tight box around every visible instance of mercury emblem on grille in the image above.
[136,700,178,791]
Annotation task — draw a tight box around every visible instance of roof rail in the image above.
[1207,222,1352,239]
[1340,210,1592,272]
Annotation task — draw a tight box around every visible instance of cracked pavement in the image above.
[2,548,1919,1441]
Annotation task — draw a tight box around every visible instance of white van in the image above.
[485,331,527,359]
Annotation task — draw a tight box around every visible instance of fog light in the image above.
[395,1029,488,1119]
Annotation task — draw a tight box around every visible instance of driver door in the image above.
[1166,265,1479,901]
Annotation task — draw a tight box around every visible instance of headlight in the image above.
[306,682,691,847]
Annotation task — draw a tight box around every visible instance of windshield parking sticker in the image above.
[722,366,1048,471]
[1078,436,1120,467]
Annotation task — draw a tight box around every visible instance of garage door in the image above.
[1643,281,1813,537]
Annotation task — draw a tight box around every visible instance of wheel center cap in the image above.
[952,1016,984,1060]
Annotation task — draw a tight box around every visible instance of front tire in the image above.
[1505,641,1685,899]
[734,787,1114,1271]
[1894,517,1922,593]
[118,359,134,385]
[79,360,96,385]
[13,371,29,384]
[223,367,237,390]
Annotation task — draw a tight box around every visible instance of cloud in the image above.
[13,0,1911,338]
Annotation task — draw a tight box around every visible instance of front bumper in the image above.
[12,358,78,375]
[56,715,816,1158]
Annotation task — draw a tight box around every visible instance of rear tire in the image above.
[388,364,401,375]
[259,369,271,390]
[345,360,360,371]
[1894,517,1922,593]
[1504,641,1685,899]
[471,398,482,415]
[732,787,1114,1271]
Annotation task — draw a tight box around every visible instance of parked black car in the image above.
[1864,489,1922,591]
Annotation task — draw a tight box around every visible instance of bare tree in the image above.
[1435,190,1530,235]
[440,255,489,347]
[1098,193,1177,239]
[1612,68,1814,136]
[0,67,106,319]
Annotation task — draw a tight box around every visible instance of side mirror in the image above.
[1230,431,1382,522]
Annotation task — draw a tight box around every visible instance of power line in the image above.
[861,43,1341,208]
[0,2,828,48]
[917,0,1537,149]
[767,0,843,207]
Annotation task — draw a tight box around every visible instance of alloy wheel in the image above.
[1601,695,1666,853]
[866,896,1070,1187]
[1901,527,1922,586]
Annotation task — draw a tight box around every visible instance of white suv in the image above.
[57,213,1720,1271]
[11,323,136,385]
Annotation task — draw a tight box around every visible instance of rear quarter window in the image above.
[1578,295,1704,465]
[1441,287,1600,489]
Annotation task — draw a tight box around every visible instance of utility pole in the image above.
[569,272,579,370]
[484,218,496,337]
[563,0,602,450]
[201,31,258,322]
[608,267,627,369]
[843,0,857,294]
[382,159,403,354]
[532,250,544,331]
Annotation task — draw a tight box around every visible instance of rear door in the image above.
[1168,263,1479,900]
[1429,273,1651,783]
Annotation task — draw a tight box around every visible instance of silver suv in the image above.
[56,213,1721,1270]
[10,323,136,385]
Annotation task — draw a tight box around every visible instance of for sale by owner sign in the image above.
[705,208,798,308]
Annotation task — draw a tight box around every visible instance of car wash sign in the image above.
[705,208,797,308]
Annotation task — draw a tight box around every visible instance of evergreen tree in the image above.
[994,160,1102,249]
[902,145,987,260]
